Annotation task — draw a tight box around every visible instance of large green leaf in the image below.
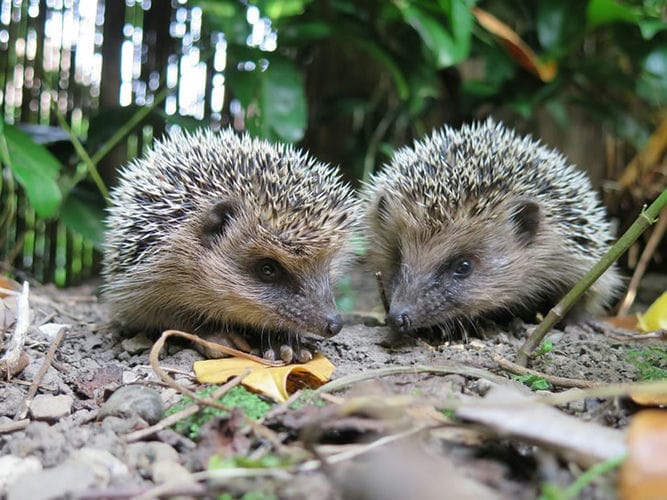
[226,50,306,143]
[587,0,639,29]
[397,1,471,68]
[59,188,107,245]
[637,45,667,104]
[2,122,63,217]
[537,0,587,56]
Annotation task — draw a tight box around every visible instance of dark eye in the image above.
[452,258,473,279]
[255,258,282,283]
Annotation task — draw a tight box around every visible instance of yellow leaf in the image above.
[636,291,667,332]
[194,354,335,402]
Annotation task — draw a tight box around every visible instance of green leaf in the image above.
[252,0,311,19]
[226,52,306,143]
[537,0,587,56]
[2,123,63,217]
[260,55,306,142]
[396,1,471,68]
[586,0,640,29]
[59,188,107,245]
[639,19,667,40]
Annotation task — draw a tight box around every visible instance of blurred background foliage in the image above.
[0,0,666,286]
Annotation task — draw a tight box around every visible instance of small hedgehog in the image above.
[363,119,621,335]
[102,128,358,363]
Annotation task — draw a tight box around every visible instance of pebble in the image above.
[98,384,165,424]
[67,447,129,484]
[151,460,195,484]
[121,334,153,354]
[0,386,25,417]
[125,441,180,478]
[0,455,42,495]
[29,394,73,421]
[6,463,97,500]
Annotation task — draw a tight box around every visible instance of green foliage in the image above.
[626,346,667,380]
[1,119,63,218]
[166,386,274,439]
[287,389,327,410]
[535,339,554,357]
[538,454,625,500]
[513,374,551,390]
[209,453,292,470]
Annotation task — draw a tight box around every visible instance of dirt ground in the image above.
[0,273,664,500]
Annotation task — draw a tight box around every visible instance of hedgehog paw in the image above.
[262,343,314,364]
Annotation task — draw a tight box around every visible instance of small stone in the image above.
[67,448,129,484]
[99,385,165,424]
[151,460,194,484]
[121,334,153,354]
[0,455,42,494]
[29,394,73,421]
[38,323,70,340]
[125,441,180,478]
[7,463,97,500]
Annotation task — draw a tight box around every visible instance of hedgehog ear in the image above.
[510,200,541,246]
[201,200,237,246]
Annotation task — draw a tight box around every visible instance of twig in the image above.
[124,368,251,443]
[493,355,600,389]
[375,271,390,314]
[314,362,513,396]
[517,189,667,366]
[0,281,30,379]
[16,325,68,419]
[617,205,667,315]
[0,418,29,434]
[259,389,303,423]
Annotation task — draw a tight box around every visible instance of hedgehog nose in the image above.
[387,309,412,332]
[324,314,343,337]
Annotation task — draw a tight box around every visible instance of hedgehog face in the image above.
[370,194,546,334]
[193,199,347,339]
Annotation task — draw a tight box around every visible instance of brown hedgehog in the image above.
[363,119,621,336]
[102,128,358,363]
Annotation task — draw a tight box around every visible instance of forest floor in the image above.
[0,273,665,500]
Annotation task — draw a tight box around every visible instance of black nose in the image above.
[387,309,412,332]
[324,314,343,337]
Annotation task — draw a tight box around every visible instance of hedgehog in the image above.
[363,118,622,337]
[102,128,358,363]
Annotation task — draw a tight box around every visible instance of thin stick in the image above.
[493,355,600,389]
[314,362,513,396]
[17,325,67,419]
[617,205,667,315]
[516,189,667,366]
[375,271,391,314]
[0,281,30,379]
[124,368,250,443]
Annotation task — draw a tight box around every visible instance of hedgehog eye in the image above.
[255,258,284,283]
[452,258,473,279]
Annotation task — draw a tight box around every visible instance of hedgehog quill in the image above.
[364,119,622,337]
[102,129,358,363]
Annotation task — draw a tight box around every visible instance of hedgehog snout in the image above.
[386,306,413,333]
[322,313,343,337]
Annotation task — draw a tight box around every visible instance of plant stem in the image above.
[53,105,109,201]
[90,86,171,167]
[516,188,667,366]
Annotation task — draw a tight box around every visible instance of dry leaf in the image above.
[636,291,667,332]
[0,276,20,298]
[619,410,667,500]
[456,385,626,466]
[194,354,335,402]
[630,392,667,407]
[472,7,557,82]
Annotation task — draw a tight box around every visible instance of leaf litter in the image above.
[0,277,666,498]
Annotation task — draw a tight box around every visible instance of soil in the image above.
[0,274,663,500]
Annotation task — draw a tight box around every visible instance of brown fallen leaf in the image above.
[456,385,626,467]
[619,410,667,500]
[472,7,557,82]
[0,276,20,297]
[194,354,335,402]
